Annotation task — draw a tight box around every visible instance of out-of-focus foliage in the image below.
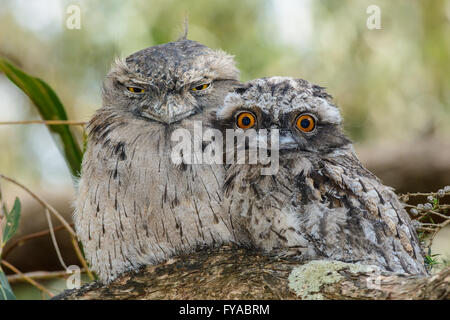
[2,198,21,246]
[0,197,21,300]
[0,0,449,182]
[0,59,82,176]
[0,270,15,300]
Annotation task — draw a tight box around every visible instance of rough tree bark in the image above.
[55,245,449,300]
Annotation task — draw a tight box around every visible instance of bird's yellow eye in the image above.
[236,112,256,130]
[191,83,210,91]
[127,87,144,93]
[296,114,316,132]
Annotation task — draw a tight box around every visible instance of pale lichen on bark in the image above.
[288,260,382,300]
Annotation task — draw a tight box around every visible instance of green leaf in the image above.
[2,198,21,245]
[0,57,82,176]
[0,268,16,300]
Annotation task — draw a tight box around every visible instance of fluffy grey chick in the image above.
[74,40,242,282]
[215,77,427,275]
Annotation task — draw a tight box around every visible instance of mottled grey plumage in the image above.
[74,40,241,282]
[217,77,427,275]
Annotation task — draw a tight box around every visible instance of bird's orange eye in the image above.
[192,83,210,91]
[296,114,316,132]
[127,87,144,93]
[236,112,256,129]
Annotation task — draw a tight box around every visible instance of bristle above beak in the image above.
[279,132,297,149]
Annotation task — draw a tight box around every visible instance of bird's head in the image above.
[103,40,240,124]
[216,76,351,155]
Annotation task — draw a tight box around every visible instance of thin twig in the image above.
[2,223,71,259]
[0,120,87,126]
[0,174,76,237]
[401,187,450,255]
[429,219,450,244]
[6,269,86,284]
[420,223,441,227]
[1,260,54,298]
[71,237,95,281]
[417,227,436,232]
[420,211,448,222]
[0,174,94,280]
[401,191,445,197]
[45,208,67,270]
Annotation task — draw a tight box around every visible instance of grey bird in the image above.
[215,76,427,275]
[74,40,241,282]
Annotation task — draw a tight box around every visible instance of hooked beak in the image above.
[140,96,199,124]
[279,132,297,150]
[254,129,297,151]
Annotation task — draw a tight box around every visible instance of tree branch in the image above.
[54,245,449,300]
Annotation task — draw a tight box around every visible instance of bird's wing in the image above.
[315,151,426,274]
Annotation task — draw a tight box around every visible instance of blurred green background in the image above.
[0,0,449,299]
[1,0,449,185]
